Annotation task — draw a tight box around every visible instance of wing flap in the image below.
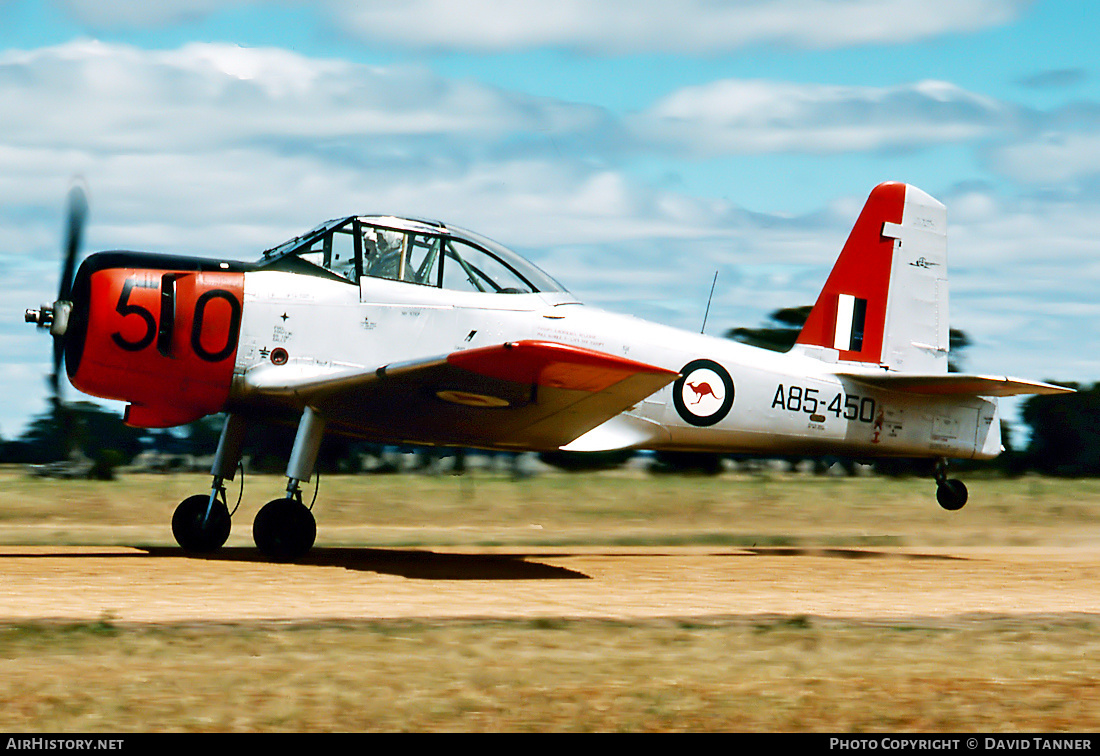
[837,372,1074,397]
[559,413,672,452]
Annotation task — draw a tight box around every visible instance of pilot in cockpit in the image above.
[362,228,404,281]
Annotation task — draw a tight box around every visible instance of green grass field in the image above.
[0,466,1097,732]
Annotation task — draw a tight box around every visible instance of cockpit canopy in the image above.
[258,216,567,294]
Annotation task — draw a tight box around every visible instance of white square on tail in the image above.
[834,293,855,351]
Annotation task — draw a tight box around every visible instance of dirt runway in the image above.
[0,544,1097,624]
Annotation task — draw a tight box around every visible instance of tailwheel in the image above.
[253,497,316,561]
[172,494,232,553]
[933,459,968,511]
[936,479,969,511]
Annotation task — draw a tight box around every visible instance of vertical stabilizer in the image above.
[795,182,949,373]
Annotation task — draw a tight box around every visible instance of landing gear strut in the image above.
[172,413,246,553]
[252,407,323,561]
[171,408,326,561]
[934,458,968,511]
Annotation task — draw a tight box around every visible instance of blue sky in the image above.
[2,0,1099,438]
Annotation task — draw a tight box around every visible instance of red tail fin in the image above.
[795,182,949,373]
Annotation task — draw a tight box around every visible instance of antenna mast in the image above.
[700,271,718,334]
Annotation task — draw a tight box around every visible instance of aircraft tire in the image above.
[936,479,968,511]
[253,498,316,561]
[172,494,232,553]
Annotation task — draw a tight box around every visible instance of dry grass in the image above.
[0,616,1096,732]
[0,465,1098,732]
[1,465,1099,548]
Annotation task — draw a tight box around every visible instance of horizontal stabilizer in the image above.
[837,372,1074,397]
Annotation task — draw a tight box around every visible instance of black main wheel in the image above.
[253,498,317,561]
[936,479,969,511]
[172,494,232,553]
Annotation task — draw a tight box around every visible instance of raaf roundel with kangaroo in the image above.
[26,181,1072,560]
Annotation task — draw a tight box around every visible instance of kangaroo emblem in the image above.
[686,381,721,405]
[674,360,734,427]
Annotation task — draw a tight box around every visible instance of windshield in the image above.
[260,217,568,294]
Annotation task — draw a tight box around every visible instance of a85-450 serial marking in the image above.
[772,384,877,423]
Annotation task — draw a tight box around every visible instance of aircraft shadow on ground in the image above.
[138,544,963,576]
[138,546,592,580]
[0,545,962,581]
[738,547,965,561]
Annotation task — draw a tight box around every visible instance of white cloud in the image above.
[56,1,253,29]
[340,0,1027,53]
[55,0,1029,53]
[0,40,614,155]
[633,79,1012,156]
[988,129,1100,186]
[940,185,1100,383]
[0,41,771,250]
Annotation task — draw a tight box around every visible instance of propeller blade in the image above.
[50,335,64,397]
[50,181,88,400]
[58,183,87,304]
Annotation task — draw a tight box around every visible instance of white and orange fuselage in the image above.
[64,183,1065,465]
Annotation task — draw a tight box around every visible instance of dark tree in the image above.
[724,306,812,353]
[1022,383,1100,476]
[539,449,634,472]
[1,401,144,478]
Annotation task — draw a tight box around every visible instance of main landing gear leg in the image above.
[934,457,968,511]
[172,413,247,553]
[253,407,323,561]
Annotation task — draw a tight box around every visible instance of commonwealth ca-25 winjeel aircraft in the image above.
[26,181,1072,559]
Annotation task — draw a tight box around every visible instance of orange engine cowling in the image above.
[66,253,247,428]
